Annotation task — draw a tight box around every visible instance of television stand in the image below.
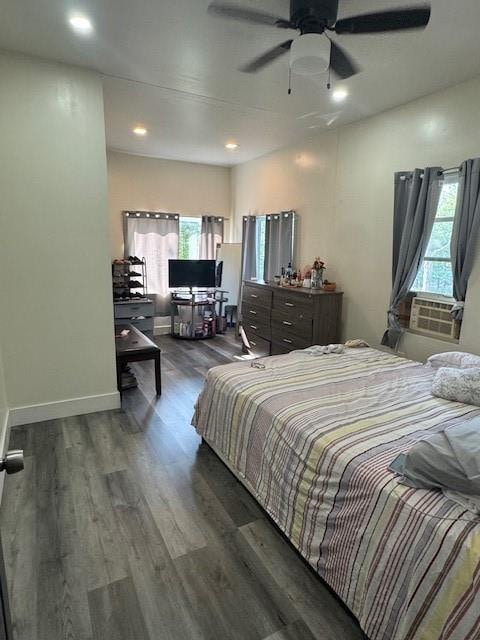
[170,289,217,340]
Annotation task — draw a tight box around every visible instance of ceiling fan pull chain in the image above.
[288,66,292,95]
[327,64,331,91]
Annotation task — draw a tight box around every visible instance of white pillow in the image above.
[426,351,480,370]
[432,367,480,406]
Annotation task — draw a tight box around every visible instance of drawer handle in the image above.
[282,320,293,326]
[130,306,141,311]
[250,294,258,298]
[250,325,258,330]
[282,338,293,344]
[284,302,294,307]
[249,310,257,315]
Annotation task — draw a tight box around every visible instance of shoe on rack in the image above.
[128,271,141,277]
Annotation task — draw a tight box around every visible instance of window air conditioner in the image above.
[409,296,459,340]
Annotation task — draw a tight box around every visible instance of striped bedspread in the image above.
[192,348,480,640]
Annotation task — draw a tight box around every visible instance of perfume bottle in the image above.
[285,262,292,284]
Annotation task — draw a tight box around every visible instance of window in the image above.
[412,176,458,297]
[179,217,201,259]
[255,216,266,281]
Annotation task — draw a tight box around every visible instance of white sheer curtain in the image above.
[199,215,224,259]
[124,213,179,316]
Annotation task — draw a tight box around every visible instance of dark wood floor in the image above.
[0,331,364,640]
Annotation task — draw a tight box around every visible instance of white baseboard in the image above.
[8,391,121,428]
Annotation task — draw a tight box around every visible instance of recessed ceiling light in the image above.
[332,88,348,103]
[69,14,93,35]
[133,126,147,136]
[225,142,239,150]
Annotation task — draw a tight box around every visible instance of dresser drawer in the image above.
[242,310,271,340]
[114,301,153,319]
[115,317,154,333]
[242,331,271,357]
[243,302,271,323]
[243,284,272,309]
[271,309,312,340]
[271,331,311,352]
[272,290,313,318]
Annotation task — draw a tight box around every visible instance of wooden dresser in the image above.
[241,281,343,356]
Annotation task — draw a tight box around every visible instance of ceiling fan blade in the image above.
[208,2,288,27]
[329,40,359,79]
[240,40,293,73]
[335,5,431,34]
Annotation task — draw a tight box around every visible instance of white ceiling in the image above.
[1,0,480,166]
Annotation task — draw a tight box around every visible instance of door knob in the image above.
[0,450,24,475]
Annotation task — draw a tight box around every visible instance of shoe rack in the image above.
[112,257,148,301]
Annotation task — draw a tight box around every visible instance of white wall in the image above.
[231,132,338,270]
[107,150,231,258]
[232,75,480,362]
[0,342,7,440]
[0,52,118,417]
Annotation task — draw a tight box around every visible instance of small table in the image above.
[115,323,161,395]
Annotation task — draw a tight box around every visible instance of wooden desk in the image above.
[115,323,161,395]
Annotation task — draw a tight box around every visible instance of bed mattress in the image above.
[192,348,480,640]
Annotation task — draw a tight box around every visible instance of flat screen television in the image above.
[168,259,217,288]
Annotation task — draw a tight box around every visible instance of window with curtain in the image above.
[241,211,295,283]
[124,212,226,316]
[264,211,295,282]
[412,175,459,297]
[255,216,266,281]
[124,212,179,316]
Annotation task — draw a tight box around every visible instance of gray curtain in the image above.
[451,158,480,320]
[392,172,413,282]
[264,211,294,282]
[124,211,179,316]
[241,216,257,281]
[199,215,224,260]
[381,167,443,349]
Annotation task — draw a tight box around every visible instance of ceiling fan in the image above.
[208,0,431,80]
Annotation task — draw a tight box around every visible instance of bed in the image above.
[192,347,480,640]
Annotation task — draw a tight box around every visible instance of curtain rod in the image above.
[443,166,460,174]
[399,166,460,181]
[123,211,229,220]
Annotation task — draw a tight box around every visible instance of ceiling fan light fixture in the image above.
[332,88,348,102]
[289,34,331,75]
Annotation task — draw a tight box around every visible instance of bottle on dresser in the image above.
[285,262,292,285]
